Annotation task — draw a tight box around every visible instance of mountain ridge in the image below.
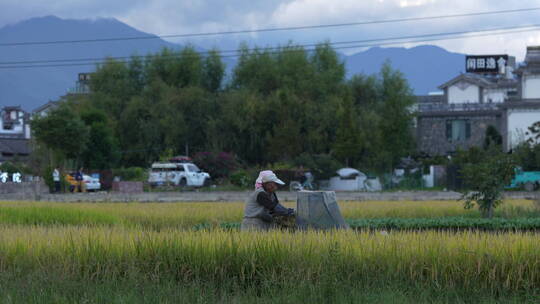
[1,16,466,110]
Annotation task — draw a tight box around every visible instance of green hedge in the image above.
[348,217,540,230]
[195,217,540,231]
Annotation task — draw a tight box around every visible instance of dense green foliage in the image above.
[456,146,516,218]
[31,43,416,175]
[31,103,89,161]
[347,217,540,230]
[199,217,540,231]
[512,122,540,171]
[111,167,146,181]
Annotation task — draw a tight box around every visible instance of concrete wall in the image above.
[0,181,49,200]
[417,113,501,155]
[522,75,540,99]
[448,83,479,104]
[112,182,143,193]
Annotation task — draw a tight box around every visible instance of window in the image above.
[187,164,200,172]
[446,119,471,142]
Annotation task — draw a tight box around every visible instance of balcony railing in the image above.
[418,103,500,112]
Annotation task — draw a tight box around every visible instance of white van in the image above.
[148,162,211,187]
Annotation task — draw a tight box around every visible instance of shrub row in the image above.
[197,217,540,231]
[348,217,540,230]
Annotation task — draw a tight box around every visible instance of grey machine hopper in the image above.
[296,191,350,230]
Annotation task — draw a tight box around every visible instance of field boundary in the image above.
[0,190,537,202]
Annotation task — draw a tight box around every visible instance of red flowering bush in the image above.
[192,152,240,179]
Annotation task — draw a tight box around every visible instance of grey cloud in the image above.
[2,0,540,59]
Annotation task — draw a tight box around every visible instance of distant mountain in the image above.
[0,16,467,110]
[0,16,181,110]
[345,45,465,94]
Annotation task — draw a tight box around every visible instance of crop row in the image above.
[347,217,540,230]
[0,199,536,226]
[197,217,540,231]
[0,226,538,294]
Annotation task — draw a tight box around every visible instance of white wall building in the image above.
[439,72,517,106]
[0,106,30,139]
[0,106,31,163]
[417,47,540,155]
[503,46,540,150]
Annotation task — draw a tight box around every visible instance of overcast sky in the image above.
[2,0,540,60]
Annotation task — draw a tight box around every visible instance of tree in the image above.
[377,62,416,171]
[232,45,279,95]
[164,86,212,156]
[512,121,540,171]
[265,90,304,162]
[483,125,502,149]
[526,121,540,145]
[117,96,163,166]
[90,58,135,122]
[459,146,516,218]
[333,98,361,166]
[349,74,378,108]
[31,103,89,163]
[202,49,225,93]
[79,108,120,169]
[309,42,346,99]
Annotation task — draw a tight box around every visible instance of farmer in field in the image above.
[241,170,295,231]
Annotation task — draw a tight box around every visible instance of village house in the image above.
[416,46,540,155]
[502,46,540,150]
[0,73,93,164]
[0,106,31,163]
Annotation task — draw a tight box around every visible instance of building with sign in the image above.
[417,46,540,156]
[465,55,512,75]
[416,53,516,155]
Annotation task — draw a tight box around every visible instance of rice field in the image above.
[0,199,539,303]
[0,199,536,229]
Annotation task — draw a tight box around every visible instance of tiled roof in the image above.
[2,106,22,112]
[32,101,60,114]
[525,46,540,63]
[438,73,497,89]
[0,138,30,156]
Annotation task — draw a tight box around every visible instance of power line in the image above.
[1,24,539,69]
[1,7,540,47]
[1,23,539,66]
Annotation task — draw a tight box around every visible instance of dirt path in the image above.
[0,190,537,202]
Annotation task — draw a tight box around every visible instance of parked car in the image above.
[507,167,540,191]
[65,173,101,192]
[83,175,101,192]
[148,162,211,187]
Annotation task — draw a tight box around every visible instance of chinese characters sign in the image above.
[466,55,509,74]
[0,172,22,183]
